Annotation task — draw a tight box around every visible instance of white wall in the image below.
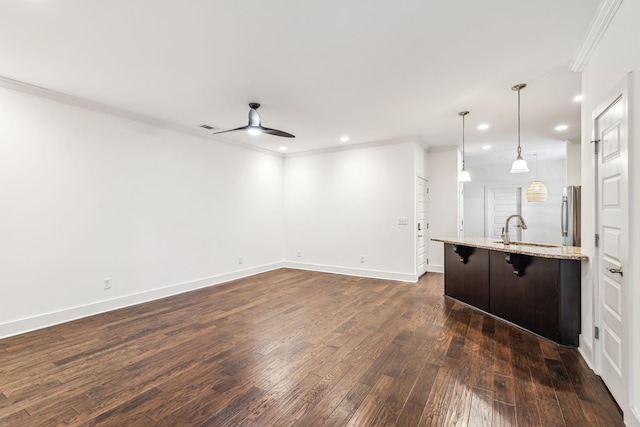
[0,84,427,338]
[580,0,640,424]
[426,148,459,272]
[0,87,285,338]
[463,158,566,245]
[566,138,582,186]
[283,141,419,281]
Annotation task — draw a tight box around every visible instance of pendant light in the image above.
[526,154,548,202]
[510,83,529,173]
[458,111,471,182]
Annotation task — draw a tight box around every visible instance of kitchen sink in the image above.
[493,240,559,248]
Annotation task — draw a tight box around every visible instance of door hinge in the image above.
[426,223,429,230]
[426,188,429,194]
[595,233,600,247]
[595,326,600,340]
[591,139,600,155]
[427,258,429,264]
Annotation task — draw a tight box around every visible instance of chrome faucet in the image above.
[501,214,528,244]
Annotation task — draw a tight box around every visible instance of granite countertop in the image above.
[431,237,588,260]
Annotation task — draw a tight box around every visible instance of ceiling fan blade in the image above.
[212,125,250,135]
[261,126,295,138]
[213,103,294,138]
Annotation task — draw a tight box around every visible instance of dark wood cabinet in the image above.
[444,244,489,311]
[490,251,560,342]
[443,243,581,346]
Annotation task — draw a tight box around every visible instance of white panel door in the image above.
[416,176,428,277]
[595,93,628,410]
[485,186,522,240]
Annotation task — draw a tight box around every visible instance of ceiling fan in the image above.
[213,103,295,138]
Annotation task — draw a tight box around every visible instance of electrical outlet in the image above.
[297,251,301,257]
[103,278,111,290]
[360,255,365,263]
[238,256,243,264]
[398,217,408,225]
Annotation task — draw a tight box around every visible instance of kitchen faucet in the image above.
[501,214,528,244]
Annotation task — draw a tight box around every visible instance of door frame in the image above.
[484,185,523,240]
[591,75,630,414]
[416,175,428,278]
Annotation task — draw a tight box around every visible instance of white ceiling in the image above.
[0,0,599,164]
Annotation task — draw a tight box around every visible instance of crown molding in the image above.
[570,0,623,72]
[284,135,419,158]
[0,75,283,158]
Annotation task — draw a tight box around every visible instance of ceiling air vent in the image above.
[199,124,218,130]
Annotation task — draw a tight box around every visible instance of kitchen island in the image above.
[432,237,587,346]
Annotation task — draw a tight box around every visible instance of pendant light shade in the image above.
[458,169,471,182]
[526,181,548,202]
[510,83,529,173]
[458,111,471,182]
[511,157,529,173]
[526,154,548,202]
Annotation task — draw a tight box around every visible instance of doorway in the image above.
[416,176,428,277]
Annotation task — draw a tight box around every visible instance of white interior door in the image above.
[416,176,428,277]
[485,186,522,240]
[595,91,628,410]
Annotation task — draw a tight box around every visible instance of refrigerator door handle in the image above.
[561,196,568,237]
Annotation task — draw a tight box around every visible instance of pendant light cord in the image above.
[517,88,521,157]
[458,111,469,170]
[462,113,466,168]
[512,83,526,159]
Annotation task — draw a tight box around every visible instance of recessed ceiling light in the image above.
[477,124,490,130]
[573,95,583,102]
[555,124,569,131]
[482,145,491,150]
[279,146,287,151]
[340,136,350,142]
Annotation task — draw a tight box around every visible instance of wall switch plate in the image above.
[398,217,408,225]
[297,251,301,257]
[103,278,111,290]
[360,255,365,263]
[238,256,243,264]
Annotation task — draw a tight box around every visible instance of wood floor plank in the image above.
[468,386,493,427]
[322,381,372,427]
[557,347,624,426]
[0,269,624,426]
[419,364,472,426]
[493,373,515,406]
[492,400,517,427]
[537,398,567,427]
[545,357,590,426]
[492,321,513,378]
[344,375,394,427]
[368,352,419,426]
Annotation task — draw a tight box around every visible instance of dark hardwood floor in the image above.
[0,269,623,426]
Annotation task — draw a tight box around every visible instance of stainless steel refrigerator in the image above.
[562,186,581,246]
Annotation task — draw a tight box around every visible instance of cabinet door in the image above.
[489,251,559,341]
[444,244,489,311]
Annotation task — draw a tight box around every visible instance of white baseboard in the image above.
[427,264,444,273]
[627,408,640,427]
[0,262,284,339]
[578,334,594,370]
[283,261,418,283]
